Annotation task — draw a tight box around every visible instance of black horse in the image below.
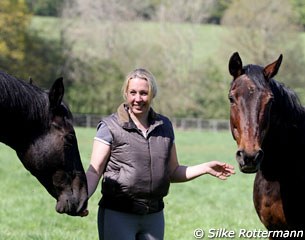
[228,52,305,239]
[0,70,87,216]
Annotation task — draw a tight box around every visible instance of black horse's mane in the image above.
[244,64,305,124]
[0,71,49,125]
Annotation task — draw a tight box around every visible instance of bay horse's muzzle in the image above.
[236,149,264,173]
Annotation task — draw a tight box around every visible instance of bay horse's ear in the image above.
[263,54,283,80]
[229,52,243,79]
[49,77,64,109]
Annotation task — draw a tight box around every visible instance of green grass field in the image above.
[0,127,265,240]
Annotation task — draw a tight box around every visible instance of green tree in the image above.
[61,0,226,118]
[190,59,229,118]
[221,0,305,95]
[25,0,62,16]
[222,0,300,63]
[291,0,305,30]
[208,0,233,24]
[65,58,124,115]
[0,0,30,73]
[0,0,66,90]
[22,31,66,89]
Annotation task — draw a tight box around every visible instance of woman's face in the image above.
[126,77,150,116]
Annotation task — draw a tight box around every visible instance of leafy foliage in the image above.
[0,0,30,73]
[3,0,305,117]
[60,1,232,118]
[0,1,65,90]
[221,0,305,104]
[22,31,66,88]
[291,0,305,29]
[25,0,62,16]
[65,58,124,114]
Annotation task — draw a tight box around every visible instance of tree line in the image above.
[1,0,305,119]
[22,0,305,28]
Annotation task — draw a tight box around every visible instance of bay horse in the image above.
[228,52,305,239]
[0,70,87,216]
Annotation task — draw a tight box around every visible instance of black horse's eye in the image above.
[66,133,75,142]
[64,133,76,148]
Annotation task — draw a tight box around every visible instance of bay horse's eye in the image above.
[228,95,235,104]
[270,96,274,103]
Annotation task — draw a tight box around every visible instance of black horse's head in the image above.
[17,78,88,216]
[228,52,282,173]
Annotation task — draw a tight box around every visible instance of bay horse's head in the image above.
[228,52,282,173]
[17,78,88,216]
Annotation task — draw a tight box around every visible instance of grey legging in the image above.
[98,207,165,240]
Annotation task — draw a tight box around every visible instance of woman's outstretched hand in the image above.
[204,161,235,180]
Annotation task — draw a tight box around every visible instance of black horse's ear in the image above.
[229,52,243,78]
[49,77,64,109]
[263,54,283,80]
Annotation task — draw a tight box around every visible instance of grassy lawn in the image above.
[0,127,265,240]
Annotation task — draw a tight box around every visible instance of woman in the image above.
[85,68,235,240]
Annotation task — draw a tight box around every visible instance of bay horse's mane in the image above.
[243,64,305,126]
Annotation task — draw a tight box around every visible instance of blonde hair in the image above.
[122,68,158,103]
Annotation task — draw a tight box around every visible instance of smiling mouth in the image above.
[133,104,145,110]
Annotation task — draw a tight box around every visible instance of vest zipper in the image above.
[147,138,153,203]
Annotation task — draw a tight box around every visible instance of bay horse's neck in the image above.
[0,72,49,151]
[269,80,305,132]
[262,80,305,176]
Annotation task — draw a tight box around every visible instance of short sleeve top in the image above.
[94,121,113,145]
